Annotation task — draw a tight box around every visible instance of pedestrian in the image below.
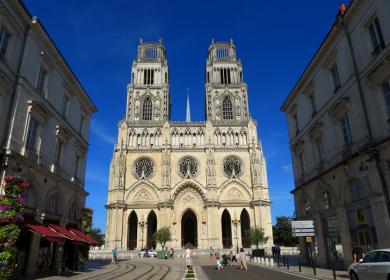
[111,248,118,264]
[185,246,192,267]
[216,258,224,270]
[272,245,276,258]
[239,248,248,271]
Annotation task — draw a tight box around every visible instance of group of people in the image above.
[210,247,248,271]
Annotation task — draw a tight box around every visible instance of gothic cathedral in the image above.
[105,39,273,250]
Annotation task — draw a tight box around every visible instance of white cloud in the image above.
[91,120,116,145]
[281,164,293,173]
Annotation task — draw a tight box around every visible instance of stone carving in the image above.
[182,193,195,203]
[226,187,243,200]
[134,190,152,201]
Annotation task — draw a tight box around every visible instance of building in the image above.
[105,39,273,251]
[0,0,97,276]
[281,0,390,269]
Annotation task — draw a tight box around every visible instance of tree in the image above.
[90,227,104,246]
[248,226,268,249]
[153,227,172,249]
[272,216,298,246]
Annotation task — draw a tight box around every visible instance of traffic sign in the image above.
[291,220,314,229]
[293,232,315,237]
[292,228,315,233]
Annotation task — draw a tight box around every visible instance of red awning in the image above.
[49,224,88,244]
[27,222,66,243]
[69,228,99,246]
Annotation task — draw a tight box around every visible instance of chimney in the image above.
[339,3,347,15]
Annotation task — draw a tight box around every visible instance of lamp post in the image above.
[232,218,240,254]
[139,221,147,249]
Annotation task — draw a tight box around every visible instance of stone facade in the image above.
[105,39,273,251]
[0,0,96,276]
[281,0,390,269]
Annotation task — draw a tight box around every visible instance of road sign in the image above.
[293,232,315,237]
[291,220,314,229]
[292,228,315,233]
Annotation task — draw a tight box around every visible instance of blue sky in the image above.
[24,0,346,232]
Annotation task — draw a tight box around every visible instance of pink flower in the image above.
[13,213,24,223]
[14,195,25,205]
[20,181,29,190]
[0,205,12,211]
[4,175,14,181]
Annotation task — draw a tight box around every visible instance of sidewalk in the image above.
[248,257,349,280]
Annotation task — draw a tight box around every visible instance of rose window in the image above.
[134,157,154,179]
[178,156,198,178]
[223,156,242,177]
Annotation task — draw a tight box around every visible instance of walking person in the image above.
[239,248,248,271]
[111,248,118,264]
[185,246,192,267]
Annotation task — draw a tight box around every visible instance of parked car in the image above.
[349,249,390,280]
[138,249,157,258]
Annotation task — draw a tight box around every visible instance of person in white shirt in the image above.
[185,247,191,267]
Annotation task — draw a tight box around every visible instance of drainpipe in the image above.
[0,22,31,179]
[338,11,390,221]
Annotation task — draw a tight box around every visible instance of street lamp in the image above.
[232,218,240,254]
[139,221,147,249]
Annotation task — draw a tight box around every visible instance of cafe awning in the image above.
[69,228,99,246]
[27,222,66,243]
[48,224,88,244]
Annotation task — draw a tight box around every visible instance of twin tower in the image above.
[105,39,272,251]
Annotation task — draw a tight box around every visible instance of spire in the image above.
[186,88,191,122]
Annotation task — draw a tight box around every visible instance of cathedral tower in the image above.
[205,39,249,122]
[126,39,170,123]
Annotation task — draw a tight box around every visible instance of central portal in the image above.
[181,209,197,249]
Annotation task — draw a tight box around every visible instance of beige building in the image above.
[0,0,96,276]
[105,39,273,251]
[281,0,390,269]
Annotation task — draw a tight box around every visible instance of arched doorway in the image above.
[181,209,197,249]
[221,209,232,248]
[240,209,250,248]
[146,211,157,249]
[128,211,138,250]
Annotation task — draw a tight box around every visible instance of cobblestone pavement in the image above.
[26,258,186,280]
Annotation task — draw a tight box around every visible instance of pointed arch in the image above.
[222,96,233,120]
[240,209,250,248]
[146,210,157,249]
[128,211,138,250]
[142,97,153,120]
[221,209,232,248]
[181,209,198,248]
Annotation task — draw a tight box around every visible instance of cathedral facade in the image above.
[105,39,273,250]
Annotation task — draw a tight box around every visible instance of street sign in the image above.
[293,232,315,237]
[292,228,315,233]
[291,220,314,229]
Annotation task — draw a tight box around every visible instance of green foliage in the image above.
[153,227,172,249]
[272,216,298,246]
[0,175,29,280]
[79,208,94,263]
[90,227,104,246]
[248,226,268,249]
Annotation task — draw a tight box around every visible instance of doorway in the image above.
[146,211,157,249]
[181,209,197,248]
[221,209,232,248]
[128,211,138,250]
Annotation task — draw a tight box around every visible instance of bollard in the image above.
[286,256,289,270]
[265,258,269,266]
[270,258,274,266]
[298,258,302,272]
[283,256,286,266]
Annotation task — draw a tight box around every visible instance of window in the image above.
[368,17,385,56]
[293,114,299,135]
[207,72,210,83]
[222,97,233,120]
[350,179,364,201]
[74,155,80,178]
[79,115,85,134]
[340,115,353,147]
[220,68,231,84]
[37,66,48,94]
[143,69,154,85]
[134,157,154,179]
[309,94,316,115]
[26,117,39,151]
[330,64,341,91]
[382,81,390,118]
[178,156,198,178]
[46,194,59,214]
[62,95,69,117]
[377,251,390,262]
[223,156,242,178]
[142,97,153,120]
[363,251,379,263]
[314,137,324,163]
[322,191,332,209]
[55,141,63,166]
[0,27,10,60]
[68,203,77,220]
[165,72,168,83]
